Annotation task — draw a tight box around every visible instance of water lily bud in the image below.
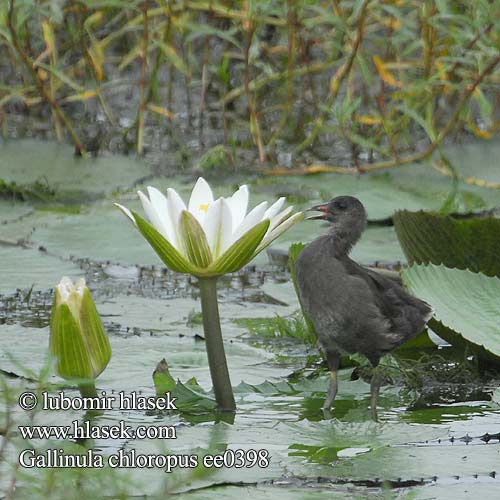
[50,277,111,381]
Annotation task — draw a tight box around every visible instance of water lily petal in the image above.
[264,197,286,221]
[188,177,214,225]
[226,185,249,231]
[147,186,167,215]
[232,201,269,243]
[217,198,234,256]
[56,276,74,303]
[167,187,187,217]
[147,187,177,246]
[203,198,222,256]
[138,190,170,240]
[114,203,136,225]
[269,206,294,232]
[255,211,303,255]
[167,188,187,252]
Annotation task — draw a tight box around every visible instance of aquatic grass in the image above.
[236,312,316,346]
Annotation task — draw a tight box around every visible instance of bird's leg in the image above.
[323,351,340,410]
[370,365,382,421]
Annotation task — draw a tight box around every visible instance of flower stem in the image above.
[79,382,103,417]
[78,382,98,399]
[198,277,236,411]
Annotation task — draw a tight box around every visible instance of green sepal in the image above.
[132,210,201,274]
[79,288,112,378]
[50,301,94,380]
[206,219,270,275]
[180,210,213,268]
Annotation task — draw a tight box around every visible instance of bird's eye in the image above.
[334,202,347,210]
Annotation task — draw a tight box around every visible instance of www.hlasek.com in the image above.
[17,390,270,473]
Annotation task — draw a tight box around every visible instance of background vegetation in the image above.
[0,0,498,167]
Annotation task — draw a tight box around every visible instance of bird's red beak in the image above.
[306,203,330,220]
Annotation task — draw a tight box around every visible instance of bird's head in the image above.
[307,196,367,248]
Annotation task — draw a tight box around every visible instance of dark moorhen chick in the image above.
[295,196,433,417]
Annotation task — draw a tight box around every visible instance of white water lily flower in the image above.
[115,177,302,277]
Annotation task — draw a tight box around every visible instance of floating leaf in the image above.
[394,210,500,277]
[403,264,500,363]
[171,380,217,412]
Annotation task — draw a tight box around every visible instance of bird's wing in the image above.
[345,260,434,340]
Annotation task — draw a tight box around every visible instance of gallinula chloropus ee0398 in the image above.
[295,196,433,416]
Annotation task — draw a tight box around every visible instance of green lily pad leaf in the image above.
[207,219,270,275]
[394,210,500,277]
[180,210,213,268]
[171,380,218,412]
[0,201,33,225]
[0,139,152,201]
[402,264,500,363]
[0,246,81,294]
[132,210,200,274]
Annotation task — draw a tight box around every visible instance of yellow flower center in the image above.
[199,203,210,213]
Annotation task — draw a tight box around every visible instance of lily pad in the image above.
[0,139,152,201]
[394,210,500,277]
[253,142,500,220]
[402,264,500,363]
[445,139,500,184]
[31,204,160,265]
[0,200,33,224]
[0,246,81,294]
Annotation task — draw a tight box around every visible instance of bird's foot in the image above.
[321,407,334,420]
[323,370,338,409]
